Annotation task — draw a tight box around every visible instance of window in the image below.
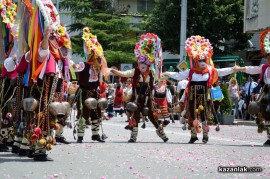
[137,0,154,13]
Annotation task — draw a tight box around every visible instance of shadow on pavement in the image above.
[0,157,34,163]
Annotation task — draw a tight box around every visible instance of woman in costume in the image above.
[110,33,169,143]
[113,83,124,117]
[235,29,270,146]
[164,35,237,144]
[154,80,172,126]
[71,27,108,143]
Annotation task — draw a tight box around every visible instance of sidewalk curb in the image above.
[233,120,257,126]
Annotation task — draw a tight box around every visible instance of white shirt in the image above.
[70,61,99,82]
[165,68,234,81]
[243,81,258,95]
[122,69,151,83]
[124,86,132,96]
[177,79,188,92]
[245,65,270,85]
[38,46,62,80]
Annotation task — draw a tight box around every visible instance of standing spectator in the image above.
[113,83,124,117]
[123,78,133,122]
[243,76,258,120]
[228,77,240,118]
[106,86,114,119]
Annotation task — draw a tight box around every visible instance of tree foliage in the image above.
[60,0,137,66]
[142,0,251,55]
[220,83,232,115]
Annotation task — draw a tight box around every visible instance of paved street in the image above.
[1,115,270,179]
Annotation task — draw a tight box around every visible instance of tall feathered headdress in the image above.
[185,35,214,68]
[134,33,163,80]
[260,29,270,57]
[82,27,108,79]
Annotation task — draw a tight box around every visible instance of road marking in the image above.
[103,122,263,145]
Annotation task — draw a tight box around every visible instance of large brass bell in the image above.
[141,106,149,116]
[23,98,39,112]
[98,98,108,110]
[62,102,71,119]
[84,98,97,110]
[126,102,138,112]
[248,101,260,115]
[48,102,66,118]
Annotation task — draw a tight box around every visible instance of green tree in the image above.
[60,0,137,66]
[220,83,232,115]
[142,0,251,55]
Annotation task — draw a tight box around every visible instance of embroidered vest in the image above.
[78,62,99,90]
[132,67,154,96]
[258,64,269,85]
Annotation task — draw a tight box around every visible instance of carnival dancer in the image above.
[163,35,237,144]
[19,0,73,160]
[110,33,169,143]
[0,56,18,152]
[154,80,172,126]
[14,52,34,156]
[71,27,108,143]
[234,29,270,146]
[0,0,19,152]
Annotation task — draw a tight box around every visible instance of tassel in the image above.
[101,133,108,140]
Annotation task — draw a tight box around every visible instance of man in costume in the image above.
[235,29,270,146]
[0,0,19,152]
[164,35,237,144]
[110,33,169,143]
[71,27,108,143]
[18,0,73,160]
[0,56,18,152]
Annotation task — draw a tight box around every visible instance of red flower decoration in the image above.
[57,38,64,47]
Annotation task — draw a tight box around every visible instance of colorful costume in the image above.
[240,29,270,146]
[0,0,18,152]
[113,85,124,117]
[165,35,234,143]
[0,57,18,152]
[15,0,73,161]
[72,27,108,143]
[154,83,172,121]
[111,33,168,142]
